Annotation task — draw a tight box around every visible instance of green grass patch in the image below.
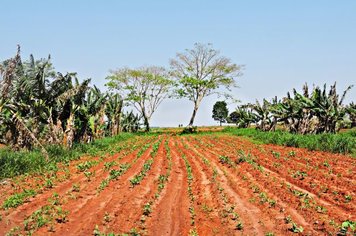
[0,133,135,180]
[224,127,356,156]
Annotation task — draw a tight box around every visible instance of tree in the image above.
[212,101,228,126]
[170,43,243,126]
[106,66,172,132]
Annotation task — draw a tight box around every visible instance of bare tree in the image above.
[106,66,172,131]
[170,43,243,126]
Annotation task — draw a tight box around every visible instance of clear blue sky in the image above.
[1,0,355,127]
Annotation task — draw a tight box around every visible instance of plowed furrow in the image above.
[1,137,150,234]
[146,137,191,236]
[50,139,159,235]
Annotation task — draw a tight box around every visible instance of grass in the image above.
[0,133,135,180]
[224,127,356,156]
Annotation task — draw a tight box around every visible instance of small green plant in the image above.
[130,159,154,186]
[291,170,308,180]
[265,233,275,236]
[219,155,233,166]
[289,222,303,233]
[344,195,352,203]
[316,205,327,214]
[288,151,296,157]
[44,178,54,188]
[72,183,80,192]
[235,221,244,230]
[338,220,355,235]
[103,212,111,223]
[3,189,36,209]
[84,171,94,181]
[143,202,152,216]
[271,151,280,158]
[284,215,292,224]
[93,224,101,236]
[189,228,199,236]
[104,161,117,171]
[49,193,61,206]
[98,179,109,192]
[77,161,94,172]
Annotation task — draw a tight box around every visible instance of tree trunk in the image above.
[144,116,150,132]
[189,103,199,126]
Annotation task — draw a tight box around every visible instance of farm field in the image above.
[0,133,355,236]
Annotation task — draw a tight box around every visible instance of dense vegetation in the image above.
[228,83,355,134]
[225,127,356,156]
[0,46,140,155]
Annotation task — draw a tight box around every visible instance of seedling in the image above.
[338,220,355,235]
[84,171,95,181]
[265,233,275,236]
[344,195,352,203]
[72,183,80,192]
[271,151,280,158]
[103,212,111,223]
[289,222,303,233]
[44,178,54,188]
[143,202,152,216]
[236,221,244,230]
[288,151,296,157]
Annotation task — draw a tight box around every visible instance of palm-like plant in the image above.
[105,93,123,136]
[0,46,138,152]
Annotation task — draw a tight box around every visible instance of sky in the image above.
[1,0,355,127]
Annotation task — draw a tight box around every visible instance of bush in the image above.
[181,126,198,134]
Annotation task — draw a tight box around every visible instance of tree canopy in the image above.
[106,66,172,131]
[212,101,229,126]
[170,43,243,126]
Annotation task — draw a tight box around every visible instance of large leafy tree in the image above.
[106,66,172,131]
[170,43,243,126]
[212,101,229,126]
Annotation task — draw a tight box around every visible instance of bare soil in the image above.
[0,133,354,235]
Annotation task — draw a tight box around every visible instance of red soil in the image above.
[0,133,354,235]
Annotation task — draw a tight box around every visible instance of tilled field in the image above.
[0,134,355,235]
